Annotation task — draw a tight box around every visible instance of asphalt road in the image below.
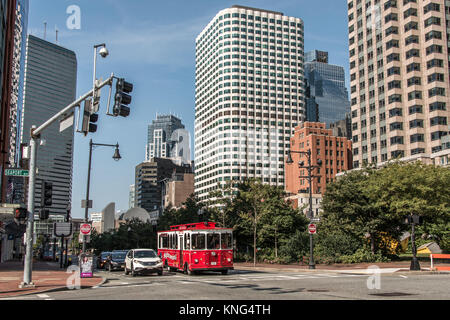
[3,268,450,301]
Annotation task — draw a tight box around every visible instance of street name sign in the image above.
[54,222,73,237]
[80,223,92,235]
[308,224,317,235]
[5,169,29,177]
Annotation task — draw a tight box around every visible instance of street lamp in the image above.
[286,149,323,270]
[82,139,121,253]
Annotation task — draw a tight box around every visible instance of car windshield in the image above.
[101,253,110,258]
[134,250,156,258]
[112,253,126,260]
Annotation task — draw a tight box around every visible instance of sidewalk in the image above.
[233,261,436,274]
[0,260,105,299]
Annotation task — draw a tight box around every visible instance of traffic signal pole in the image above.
[20,76,114,288]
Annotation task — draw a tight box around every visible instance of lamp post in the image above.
[286,149,322,270]
[82,140,121,253]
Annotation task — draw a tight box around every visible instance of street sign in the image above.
[80,223,92,235]
[5,169,29,177]
[81,200,93,209]
[54,222,73,237]
[308,224,317,235]
[59,112,74,133]
[78,233,90,243]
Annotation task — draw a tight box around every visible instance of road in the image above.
[3,268,450,301]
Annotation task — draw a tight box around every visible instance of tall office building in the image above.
[5,0,28,204]
[348,0,450,168]
[146,114,191,165]
[20,35,77,217]
[0,0,17,202]
[304,50,351,126]
[195,5,305,201]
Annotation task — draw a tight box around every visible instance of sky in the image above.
[27,0,350,219]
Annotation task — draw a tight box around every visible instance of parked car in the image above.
[97,251,112,269]
[124,249,163,277]
[105,251,127,272]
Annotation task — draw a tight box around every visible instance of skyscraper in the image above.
[5,0,28,204]
[0,0,17,202]
[20,35,77,217]
[304,50,350,126]
[147,114,190,165]
[194,5,305,201]
[348,0,450,168]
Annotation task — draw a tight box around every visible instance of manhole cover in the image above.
[369,292,414,297]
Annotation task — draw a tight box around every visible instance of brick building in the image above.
[285,122,353,195]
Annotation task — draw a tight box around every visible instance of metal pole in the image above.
[93,46,98,98]
[308,150,315,270]
[20,134,38,287]
[83,139,93,253]
[410,220,421,271]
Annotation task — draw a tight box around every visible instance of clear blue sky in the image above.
[28,0,350,219]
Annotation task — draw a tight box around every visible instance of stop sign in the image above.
[80,223,92,235]
[308,224,317,234]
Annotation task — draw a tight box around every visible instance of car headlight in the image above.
[134,260,144,265]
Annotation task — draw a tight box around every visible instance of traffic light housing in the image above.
[14,208,28,220]
[41,181,53,208]
[81,99,99,136]
[39,209,50,220]
[113,78,133,117]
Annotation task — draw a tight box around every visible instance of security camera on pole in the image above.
[19,42,134,288]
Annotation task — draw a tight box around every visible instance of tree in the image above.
[319,161,450,261]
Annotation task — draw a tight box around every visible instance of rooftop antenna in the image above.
[43,21,47,40]
[55,26,58,44]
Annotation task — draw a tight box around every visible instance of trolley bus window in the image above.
[184,234,190,250]
[191,233,206,250]
[207,233,221,249]
[160,234,169,249]
[221,233,232,249]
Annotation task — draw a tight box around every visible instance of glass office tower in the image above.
[20,35,77,217]
[304,50,350,127]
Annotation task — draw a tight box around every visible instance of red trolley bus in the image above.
[157,222,234,275]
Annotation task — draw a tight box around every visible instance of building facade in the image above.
[348,0,450,168]
[304,50,351,126]
[5,0,28,204]
[195,5,305,201]
[285,122,353,195]
[135,158,193,214]
[147,114,189,163]
[163,172,195,209]
[0,0,17,203]
[20,35,77,217]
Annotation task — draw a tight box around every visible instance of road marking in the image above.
[37,294,50,299]
[399,275,408,279]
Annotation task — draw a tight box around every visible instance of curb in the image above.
[0,276,107,299]
[234,266,445,276]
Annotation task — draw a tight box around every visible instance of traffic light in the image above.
[14,208,27,220]
[81,99,99,136]
[41,181,53,208]
[113,78,133,117]
[39,209,50,220]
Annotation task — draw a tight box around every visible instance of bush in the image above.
[278,230,309,263]
[314,231,362,264]
[338,248,391,264]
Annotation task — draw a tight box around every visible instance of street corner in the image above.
[0,271,105,299]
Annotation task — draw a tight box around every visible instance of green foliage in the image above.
[89,218,157,255]
[319,161,450,262]
[339,248,391,264]
[157,194,210,231]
